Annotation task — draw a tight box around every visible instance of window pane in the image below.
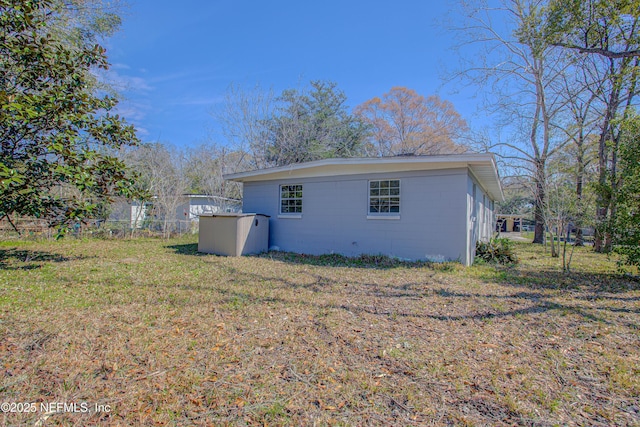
[280,184,302,214]
[369,180,400,214]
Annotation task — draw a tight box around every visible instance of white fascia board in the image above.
[225,154,493,181]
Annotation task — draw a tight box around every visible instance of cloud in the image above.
[111,63,131,70]
[113,101,149,122]
[107,72,153,93]
[134,126,150,137]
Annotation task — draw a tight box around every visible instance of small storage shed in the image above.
[198,213,269,256]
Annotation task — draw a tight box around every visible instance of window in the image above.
[369,179,400,214]
[280,184,303,214]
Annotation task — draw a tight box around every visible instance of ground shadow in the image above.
[481,265,640,294]
[165,243,205,256]
[257,251,452,270]
[165,243,446,270]
[0,248,77,271]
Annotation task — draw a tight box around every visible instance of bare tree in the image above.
[125,143,188,238]
[552,56,602,245]
[354,87,469,156]
[542,173,577,271]
[214,84,275,170]
[449,0,573,244]
[184,142,244,202]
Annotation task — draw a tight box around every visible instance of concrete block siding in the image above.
[242,169,471,264]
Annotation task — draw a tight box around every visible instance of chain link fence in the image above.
[0,218,200,240]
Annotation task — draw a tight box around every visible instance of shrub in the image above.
[475,237,518,264]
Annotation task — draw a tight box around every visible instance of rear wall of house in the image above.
[241,168,471,263]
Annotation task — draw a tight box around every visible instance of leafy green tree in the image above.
[544,0,640,59]
[0,0,139,233]
[612,113,640,268]
[543,0,640,252]
[266,81,369,166]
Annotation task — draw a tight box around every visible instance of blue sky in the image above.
[106,1,482,147]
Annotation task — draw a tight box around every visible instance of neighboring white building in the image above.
[130,195,241,228]
[176,194,242,221]
[225,154,503,265]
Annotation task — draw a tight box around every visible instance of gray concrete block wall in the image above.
[242,168,471,263]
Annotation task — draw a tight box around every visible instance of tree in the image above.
[542,155,586,270]
[0,0,139,233]
[354,87,468,157]
[452,0,573,245]
[544,0,640,59]
[215,84,274,171]
[543,0,640,252]
[266,81,369,166]
[184,142,243,201]
[552,56,602,245]
[214,81,369,169]
[124,143,186,238]
[611,112,640,268]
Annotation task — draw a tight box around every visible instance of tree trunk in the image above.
[605,134,620,251]
[574,133,585,246]
[533,160,546,244]
[594,116,612,252]
[595,58,623,252]
[548,229,557,257]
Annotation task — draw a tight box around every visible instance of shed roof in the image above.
[224,154,504,201]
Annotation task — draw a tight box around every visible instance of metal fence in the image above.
[0,218,199,240]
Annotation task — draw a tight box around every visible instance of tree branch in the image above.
[552,42,640,59]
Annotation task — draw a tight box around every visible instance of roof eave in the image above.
[224,154,504,201]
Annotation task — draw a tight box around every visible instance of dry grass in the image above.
[0,237,639,426]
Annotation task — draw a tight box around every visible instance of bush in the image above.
[475,237,518,265]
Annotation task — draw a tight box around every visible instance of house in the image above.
[176,194,242,221]
[496,214,527,232]
[224,154,503,265]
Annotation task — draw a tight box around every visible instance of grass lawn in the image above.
[0,236,639,426]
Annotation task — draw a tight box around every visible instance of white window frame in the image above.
[367,179,401,220]
[279,184,303,218]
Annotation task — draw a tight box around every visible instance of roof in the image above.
[224,154,504,201]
